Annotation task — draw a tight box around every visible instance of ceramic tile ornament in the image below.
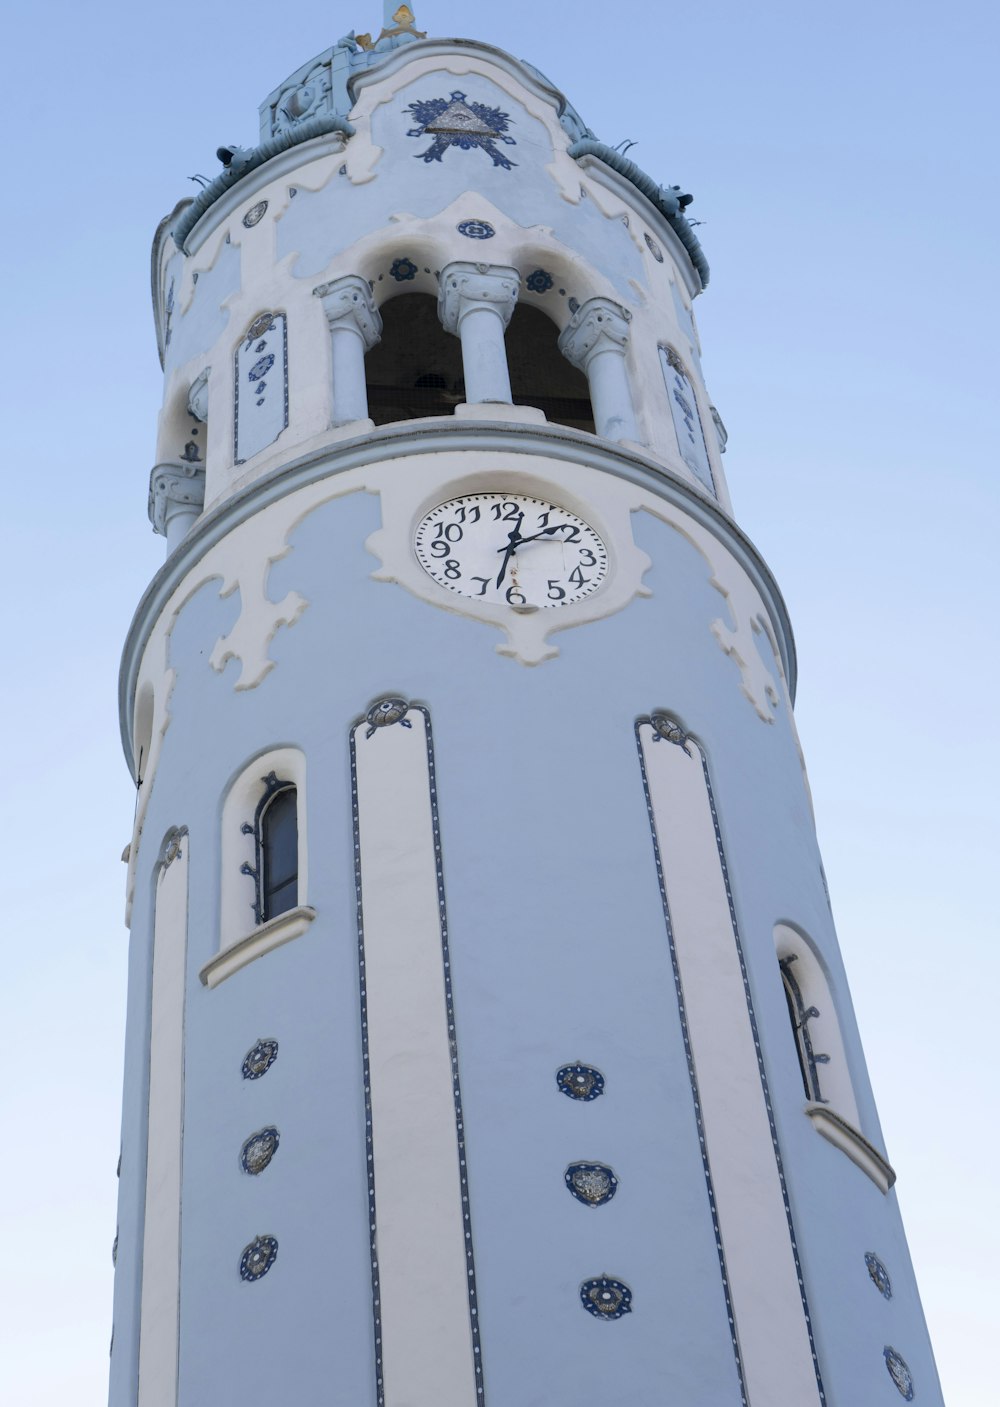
[565,1162,618,1207]
[865,1253,892,1300]
[406,91,517,168]
[242,1039,279,1080]
[240,1235,278,1282]
[884,1348,914,1400]
[580,1276,632,1320]
[556,1063,605,1101]
[241,1127,280,1175]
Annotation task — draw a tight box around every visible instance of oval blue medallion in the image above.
[884,1347,914,1400]
[580,1275,632,1319]
[240,1235,278,1282]
[865,1252,892,1300]
[556,1062,605,1101]
[242,1038,278,1080]
[565,1162,618,1206]
[241,1127,280,1175]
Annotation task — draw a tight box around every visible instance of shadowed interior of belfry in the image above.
[364,293,595,432]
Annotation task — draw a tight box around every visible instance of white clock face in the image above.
[414,494,609,607]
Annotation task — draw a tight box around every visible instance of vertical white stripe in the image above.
[640,726,821,1406]
[354,713,477,1407]
[138,836,188,1407]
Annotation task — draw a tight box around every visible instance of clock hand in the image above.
[502,524,571,549]
[495,513,524,589]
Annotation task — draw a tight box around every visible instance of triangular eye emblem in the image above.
[425,101,499,138]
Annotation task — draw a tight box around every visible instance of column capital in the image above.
[438,261,519,335]
[313,274,382,352]
[148,461,206,538]
[558,297,632,372]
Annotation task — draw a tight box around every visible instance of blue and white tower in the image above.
[112,9,943,1405]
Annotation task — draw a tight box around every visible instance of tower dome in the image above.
[113,10,943,1407]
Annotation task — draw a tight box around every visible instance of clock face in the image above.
[414,494,609,607]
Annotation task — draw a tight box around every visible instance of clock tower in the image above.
[112,9,943,1406]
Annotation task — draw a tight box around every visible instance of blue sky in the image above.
[3,1,996,1401]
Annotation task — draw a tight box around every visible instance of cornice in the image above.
[119,421,797,771]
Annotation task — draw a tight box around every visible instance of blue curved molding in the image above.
[172,113,357,252]
[567,139,710,288]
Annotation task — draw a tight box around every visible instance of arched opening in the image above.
[364,294,465,424]
[507,304,595,433]
[260,785,298,921]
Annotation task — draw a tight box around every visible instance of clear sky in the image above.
[3,1,996,1401]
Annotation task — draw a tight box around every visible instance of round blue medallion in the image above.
[580,1275,632,1319]
[457,219,495,240]
[556,1063,605,1101]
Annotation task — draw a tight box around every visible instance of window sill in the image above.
[805,1103,896,1194]
[199,906,316,989]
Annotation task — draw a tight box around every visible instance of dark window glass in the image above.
[261,786,297,921]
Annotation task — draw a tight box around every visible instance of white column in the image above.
[439,261,519,404]
[313,275,382,425]
[148,462,206,554]
[559,296,639,442]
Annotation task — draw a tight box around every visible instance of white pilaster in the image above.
[352,707,479,1407]
[438,261,519,405]
[639,722,822,1407]
[138,832,188,1407]
[313,275,382,425]
[559,297,639,442]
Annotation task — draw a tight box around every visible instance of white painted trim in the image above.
[138,833,188,1407]
[353,710,478,1407]
[805,1104,897,1194]
[199,905,316,989]
[640,726,823,1406]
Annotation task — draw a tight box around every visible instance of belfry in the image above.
[112,8,943,1404]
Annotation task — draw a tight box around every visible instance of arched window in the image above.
[364,294,465,424]
[774,924,860,1125]
[242,773,298,924]
[779,954,828,1103]
[507,304,595,433]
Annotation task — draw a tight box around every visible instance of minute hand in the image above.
[495,525,570,551]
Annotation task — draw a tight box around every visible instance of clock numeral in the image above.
[547,579,567,601]
[568,566,590,588]
[536,509,552,527]
[505,586,526,605]
[491,502,521,521]
[561,525,582,544]
[470,576,490,596]
[430,539,452,558]
[580,548,597,566]
[455,505,481,524]
[433,522,464,543]
[443,559,462,580]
